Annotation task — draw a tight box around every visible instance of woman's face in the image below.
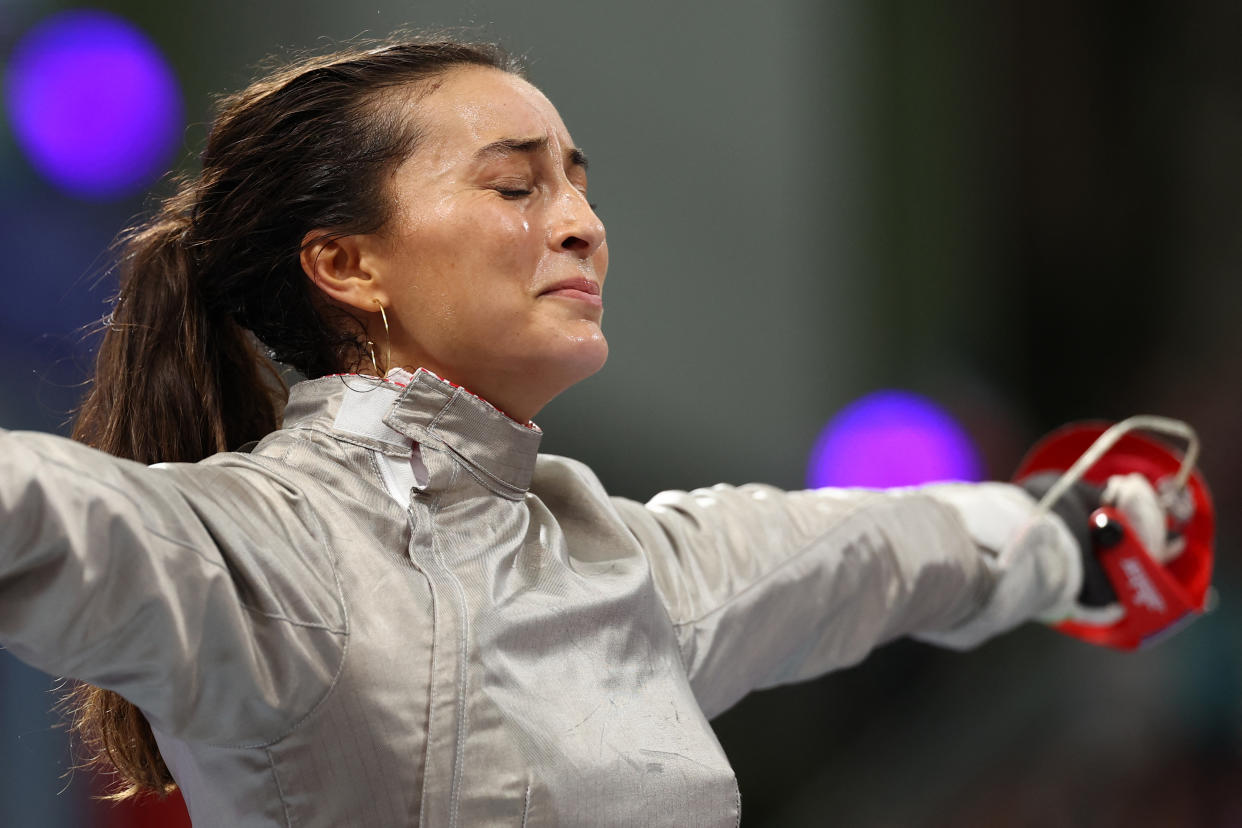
[366,66,608,421]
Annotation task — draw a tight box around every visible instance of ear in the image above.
[299,231,389,312]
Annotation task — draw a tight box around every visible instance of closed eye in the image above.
[496,188,533,199]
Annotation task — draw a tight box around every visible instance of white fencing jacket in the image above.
[0,369,1080,826]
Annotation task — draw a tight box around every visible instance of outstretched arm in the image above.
[0,429,345,745]
[613,481,1079,718]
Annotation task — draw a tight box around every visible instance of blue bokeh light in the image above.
[4,10,183,199]
[807,390,983,488]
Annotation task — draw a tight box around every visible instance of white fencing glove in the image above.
[914,482,1083,650]
[1028,470,1177,621]
[915,472,1174,649]
[1102,473,1178,564]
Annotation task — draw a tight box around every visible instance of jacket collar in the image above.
[284,368,543,498]
[384,369,542,497]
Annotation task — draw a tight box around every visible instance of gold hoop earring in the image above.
[374,300,391,376]
[365,339,380,377]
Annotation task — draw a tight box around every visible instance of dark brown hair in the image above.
[65,34,521,800]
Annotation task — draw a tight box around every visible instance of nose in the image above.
[550,187,605,258]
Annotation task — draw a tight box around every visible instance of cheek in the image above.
[492,212,541,281]
[401,206,536,299]
[451,207,539,284]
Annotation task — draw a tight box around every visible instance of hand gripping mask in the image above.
[1014,416,1215,650]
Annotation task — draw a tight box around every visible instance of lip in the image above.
[539,277,603,308]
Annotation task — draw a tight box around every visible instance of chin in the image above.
[502,323,609,412]
[531,328,608,393]
[560,333,609,383]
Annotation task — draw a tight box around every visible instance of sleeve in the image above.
[611,480,1080,718]
[0,428,346,746]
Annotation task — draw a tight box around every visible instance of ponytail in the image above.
[73,189,284,464]
[65,187,286,799]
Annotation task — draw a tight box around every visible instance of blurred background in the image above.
[1,0,1239,825]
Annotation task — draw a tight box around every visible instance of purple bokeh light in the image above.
[806,390,983,488]
[4,10,183,199]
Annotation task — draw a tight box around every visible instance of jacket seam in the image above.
[223,500,351,750]
[230,441,351,633]
[284,423,412,459]
[237,607,347,635]
[444,446,527,500]
[211,444,351,750]
[366,448,398,505]
[414,496,442,828]
[425,390,455,432]
[432,462,472,826]
[267,747,294,827]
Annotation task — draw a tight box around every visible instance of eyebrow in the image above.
[474,137,589,170]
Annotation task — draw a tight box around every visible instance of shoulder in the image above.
[147,443,351,633]
[532,453,614,502]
